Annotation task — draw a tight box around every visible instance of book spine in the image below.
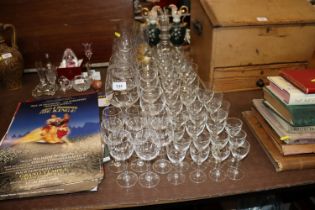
[281,72,309,94]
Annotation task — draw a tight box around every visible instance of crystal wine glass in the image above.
[134,128,161,188]
[107,130,138,188]
[166,143,187,185]
[189,144,210,183]
[227,140,250,180]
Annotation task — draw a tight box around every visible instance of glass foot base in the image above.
[116,171,138,188]
[139,171,160,188]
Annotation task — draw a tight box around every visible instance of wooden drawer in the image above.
[212,62,307,92]
[190,0,315,92]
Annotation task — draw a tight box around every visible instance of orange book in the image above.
[280,69,315,94]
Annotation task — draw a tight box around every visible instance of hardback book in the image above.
[267,76,315,105]
[263,87,315,127]
[0,93,104,200]
[253,99,315,142]
[243,111,315,172]
[251,101,315,155]
[280,69,315,94]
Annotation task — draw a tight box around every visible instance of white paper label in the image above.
[256,17,268,22]
[112,82,127,91]
[93,72,101,81]
[98,93,112,107]
[1,53,12,59]
[74,79,85,84]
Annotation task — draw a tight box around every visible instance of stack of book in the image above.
[243,69,315,172]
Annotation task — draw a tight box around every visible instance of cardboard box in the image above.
[191,0,315,92]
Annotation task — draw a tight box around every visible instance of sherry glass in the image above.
[227,140,250,180]
[189,144,210,183]
[82,42,93,71]
[209,145,230,182]
[107,130,138,188]
[166,143,186,185]
[228,130,247,165]
[134,128,161,188]
[204,92,223,114]
[225,117,243,138]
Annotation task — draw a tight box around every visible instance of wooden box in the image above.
[190,0,315,92]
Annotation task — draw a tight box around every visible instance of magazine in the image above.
[0,93,104,200]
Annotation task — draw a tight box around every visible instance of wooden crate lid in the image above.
[200,0,315,27]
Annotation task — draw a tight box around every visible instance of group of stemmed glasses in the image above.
[102,22,251,189]
[32,44,97,98]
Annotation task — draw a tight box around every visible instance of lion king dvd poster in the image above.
[0,93,104,200]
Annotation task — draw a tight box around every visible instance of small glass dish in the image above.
[72,75,90,92]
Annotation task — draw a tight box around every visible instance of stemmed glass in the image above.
[107,130,138,188]
[209,144,230,182]
[82,43,93,71]
[225,117,243,138]
[189,144,210,183]
[134,128,161,188]
[125,105,146,173]
[32,61,55,97]
[101,106,125,173]
[166,143,187,185]
[151,111,173,174]
[173,131,191,172]
[227,140,250,180]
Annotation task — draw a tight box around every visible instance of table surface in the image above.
[0,74,315,210]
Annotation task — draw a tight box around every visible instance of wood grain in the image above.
[0,0,133,68]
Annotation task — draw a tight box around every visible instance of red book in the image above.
[280,69,315,94]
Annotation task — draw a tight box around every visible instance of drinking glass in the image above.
[102,106,125,173]
[227,140,250,180]
[204,92,223,114]
[198,88,214,105]
[134,128,161,188]
[151,111,173,174]
[32,61,55,97]
[166,143,186,185]
[227,129,247,166]
[72,75,90,92]
[189,144,210,183]
[173,132,192,172]
[125,105,146,173]
[107,130,138,188]
[209,145,230,182]
[102,106,124,131]
[46,65,58,91]
[225,117,243,138]
[58,76,72,93]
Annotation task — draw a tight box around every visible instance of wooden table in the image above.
[0,74,314,210]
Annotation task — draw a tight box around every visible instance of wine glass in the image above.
[189,144,210,183]
[101,106,125,173]
[125,105,146,173]
[151,111,173,174]
[166,143,187,185]
[209,145,230,182]
[227,140,250,180]
[225,117,243,137]
[107,130,138,188]
[134,128,161,188]
[173,131,192,171]
[82,42,93,71]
